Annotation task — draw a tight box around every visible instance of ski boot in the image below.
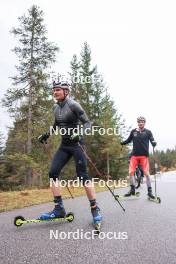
[147,187,155,199]
[38,204,66,220]
[91,205,102,234]
[124,185,136,197]
[147,187,161,203]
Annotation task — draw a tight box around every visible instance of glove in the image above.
[120,142,125,146]
[152,141,157,148]
[70,133,81,142]
[38,132,50,144]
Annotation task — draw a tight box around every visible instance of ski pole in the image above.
[78,143,125,212]
[42,142,74,199]
[153,147,158,197]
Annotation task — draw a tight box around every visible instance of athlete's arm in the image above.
[49,104,59,135]
[148,130,157,147]
[72,102,91,131]
[121,130,133,145]
[38,104,59,143]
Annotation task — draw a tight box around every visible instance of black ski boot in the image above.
[39,197,66,220]
[91,205,102,224]
[148,187,155,199]
[124,185,135,197]
[39,204,66,220]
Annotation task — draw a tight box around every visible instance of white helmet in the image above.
[137,116,146,123]
[52,81,71,91]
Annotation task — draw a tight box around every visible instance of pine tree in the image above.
[0,131,4,156]
[79,42,97,117]
[149,148,176,172]
[2,5,58,186]
[0,131,5,189]
[69,54,81,100]
[69,42,127,179]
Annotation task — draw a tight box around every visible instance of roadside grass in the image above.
[0,184,118,212]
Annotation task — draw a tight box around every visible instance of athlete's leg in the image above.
[73,144,102,222]
[139,156,155,197]
[49,146,72,196]
[129,156,138,185]
[72,144,95,199]
[124,156,138,196]
[38,146,72,220]
[139,156,151,188]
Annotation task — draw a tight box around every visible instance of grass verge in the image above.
[0,184,116,213]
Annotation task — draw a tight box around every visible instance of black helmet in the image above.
[137,116,146,123]
[52,81,70,91]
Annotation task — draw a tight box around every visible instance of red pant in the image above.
[129,156,149,174]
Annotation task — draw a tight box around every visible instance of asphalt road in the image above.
[0,171,176,264]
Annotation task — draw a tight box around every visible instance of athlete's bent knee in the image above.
[49,172,59,181]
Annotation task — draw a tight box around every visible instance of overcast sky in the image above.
[0,0,175,150]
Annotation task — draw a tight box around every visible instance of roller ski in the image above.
[115,192,140,200]
[91,205,102,235]
[115,185,140,200]
[14,204,74,227]
[148,187,161,204]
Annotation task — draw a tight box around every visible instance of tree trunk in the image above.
[106,151,110,180]
[26,84,33,186]
[26,19,35,187]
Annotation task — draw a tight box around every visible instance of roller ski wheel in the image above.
[93,221,101,235]
[148,196,161,204]
[115,192,140,200]
[14,216,26,227]
[14,212,74,227]
[66,212,74,222]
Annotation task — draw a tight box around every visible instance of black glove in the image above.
[38,132,50,144]
[152,141,157,148]
[70,133,81,143]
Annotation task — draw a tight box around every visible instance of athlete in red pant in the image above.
[121,116,157,198]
